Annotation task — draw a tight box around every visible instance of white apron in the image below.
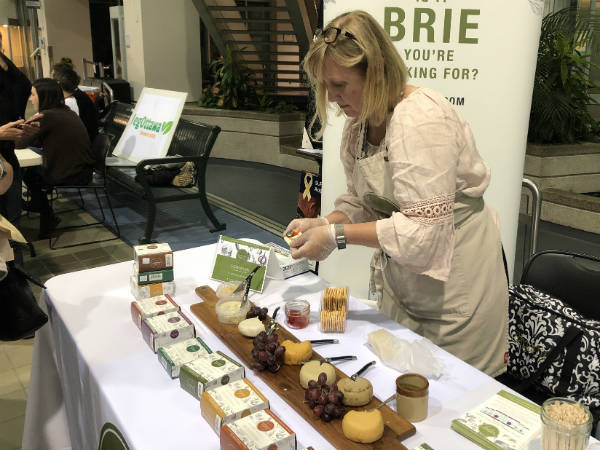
[352,130,508,377]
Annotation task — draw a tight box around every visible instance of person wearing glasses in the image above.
[285,10,508,377]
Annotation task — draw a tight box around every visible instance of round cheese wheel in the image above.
[299,360,336,388]
[281,340,312,365]
[238,317,265,337]
[337,377,373,406]
[342,409,384,444]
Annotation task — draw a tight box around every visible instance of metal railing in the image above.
[521,178,541,262]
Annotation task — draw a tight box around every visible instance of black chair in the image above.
[106,118,226,243]
[520,250,600,321]
[47,133,121,249]
[100,101,134,143]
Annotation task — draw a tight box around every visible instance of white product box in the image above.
[130,275,175,300]
[130,294,179,329]
[157,337,212,378]
[179,351,245,399]
[141,311,194,352]
[200,378,269,435]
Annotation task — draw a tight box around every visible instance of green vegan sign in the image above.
[131,115,173,135]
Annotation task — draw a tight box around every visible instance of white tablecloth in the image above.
[23,244,547,450]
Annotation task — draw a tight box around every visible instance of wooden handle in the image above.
[195,285,219,303]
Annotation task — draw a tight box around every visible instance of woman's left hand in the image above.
[289,224,336,261]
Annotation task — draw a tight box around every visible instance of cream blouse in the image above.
[333,88,491,281]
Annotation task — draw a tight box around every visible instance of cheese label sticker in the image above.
[149,283,162,296]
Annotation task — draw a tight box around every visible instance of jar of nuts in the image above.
[541,398,593,450]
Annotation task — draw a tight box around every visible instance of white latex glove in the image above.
[284,217,328,236]
[290,224,336,261]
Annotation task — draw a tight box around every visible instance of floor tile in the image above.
[3,341,34,369]
[0,389,26,422]
[0,414,25,450]
[72,247,111,261]
[14,365,31,390]
[0,352,12,373]
[0,370,22,397]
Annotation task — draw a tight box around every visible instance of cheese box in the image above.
[220,409,296,450]
[130,294,179,329]
[265,242,310,279]
[157,337,212,378]
[200,378,268,435]
[130,275,175,300]
[180,351,245,399]
[141,311,195,352]
[134,243,173,272]
[134,268,174,286]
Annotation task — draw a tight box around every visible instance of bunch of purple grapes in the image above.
[250,331,285,373]
[305,372,345,422]
[246,305,268,321]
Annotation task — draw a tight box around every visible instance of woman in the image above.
[52,59,99,141]
[17,78,94,238]
[286,10,508,376]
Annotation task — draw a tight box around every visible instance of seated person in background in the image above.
[17,78,95,238]
[52,58,99,141]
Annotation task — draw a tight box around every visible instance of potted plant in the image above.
[183,46,312,172]
[523,7,600,234]
[528,7,600,144]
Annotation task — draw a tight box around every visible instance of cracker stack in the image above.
[320,287,348,333]
[131,243,176,299]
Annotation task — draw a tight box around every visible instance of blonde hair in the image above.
[303,10,408,137]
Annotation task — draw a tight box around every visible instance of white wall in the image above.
[0,0,17,22]
[39,0,93,77]
[123,0,145,98]
[124,0,202,101]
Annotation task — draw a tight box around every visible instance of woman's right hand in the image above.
[284,217,328,236]
[0,120,24,141]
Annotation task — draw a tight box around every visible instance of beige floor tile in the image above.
[0,389,26,422]
[0,352,12,373]
[14,365,31,390]
[0,370,22,397]
[0,414,25,450]
[3,341,34,369]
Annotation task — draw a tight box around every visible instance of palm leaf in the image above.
[529,7,600,144]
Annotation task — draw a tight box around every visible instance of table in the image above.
[15,148,42,167]
[22,244,547,450]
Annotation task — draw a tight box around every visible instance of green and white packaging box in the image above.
[157,337,212,378]
[223,409,296,450]
[134,267,175,286]
[179,351,245,399]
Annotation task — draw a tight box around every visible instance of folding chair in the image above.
[47,133,120,249]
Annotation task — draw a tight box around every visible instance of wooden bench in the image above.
[102,103,226,243]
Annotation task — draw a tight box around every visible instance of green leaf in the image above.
[161,121,173,135]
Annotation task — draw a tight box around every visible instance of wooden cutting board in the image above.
[190,286,415,450]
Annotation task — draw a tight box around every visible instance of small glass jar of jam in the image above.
[285,299,310,329]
